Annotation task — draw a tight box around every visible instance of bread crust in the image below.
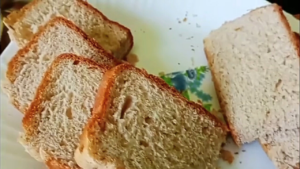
[46,159,74,169]
[22,53,110,169]
[293,32,300,54]
[76,64,229,168]
[6,17,120,112]
[203,3,300,146]
[275,5,300,59]
[3,0,134,58]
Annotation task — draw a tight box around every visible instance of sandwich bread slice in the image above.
[20,54,110,169]
[260,30,300,169]
[4,0,133,59]
[2,17,119,113]
[204,4,299,145]
[75,64,228,169]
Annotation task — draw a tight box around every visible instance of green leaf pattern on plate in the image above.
[159,66,213,112]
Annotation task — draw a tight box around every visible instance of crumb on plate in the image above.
[125,53,139,66]
[220,149,234,164]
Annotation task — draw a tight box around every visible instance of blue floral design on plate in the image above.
[160,66,213,112]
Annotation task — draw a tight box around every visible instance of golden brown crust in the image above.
[85,64,229,146]
[292,31,300,56]
[203,44,242,146]
[4,0,134,58]
[294,14,300,20]
[46,159,76,169]
[6,17,119,112]
[294,32,300,41]
[274,4,300,59]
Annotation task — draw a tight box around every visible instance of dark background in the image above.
[267,0,300,15]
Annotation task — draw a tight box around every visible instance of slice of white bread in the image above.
[204,4,300,145]
[3,0,133,59]
[74,64,228,169]
[2,17,120,113]
[260,128,299,169]
[20,54,110,169]
[259,33,300,169]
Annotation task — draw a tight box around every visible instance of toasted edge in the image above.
[293,32,300,50]
[275,5,300,58]
[3,0,134,58]
[22,53,110,169]
[46,159,73,169]
[203,3,300,146]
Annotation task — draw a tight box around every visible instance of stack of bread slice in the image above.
[204,4,299,169]
[2,0,228,169]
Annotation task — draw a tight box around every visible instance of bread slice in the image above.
[74,64,228,169]
[19,54,110,169]
[3,0,133,59]
[2,17,119,113]
[204,4,300,145]
[260,33,300,169]
[260,128,299,169]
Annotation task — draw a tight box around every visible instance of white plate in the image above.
[1,0,299,168]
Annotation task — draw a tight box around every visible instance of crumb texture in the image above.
[87,70,226,169]
[205,5,299,143]
[20,58,105,169]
